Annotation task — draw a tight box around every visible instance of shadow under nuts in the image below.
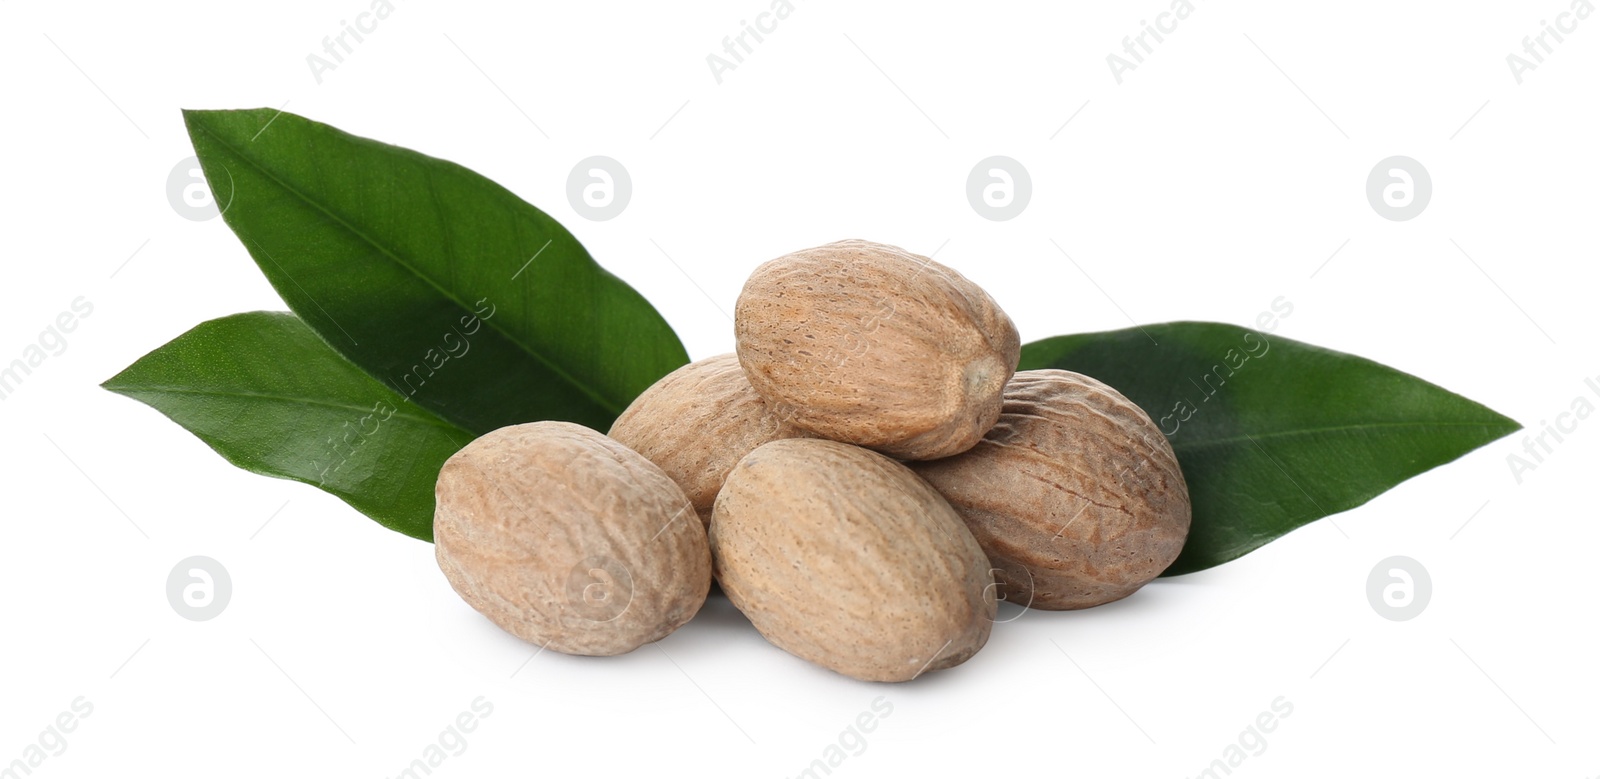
[912,370,1191,610]
[608,353,810,528]
[434,421,711,656]
[734,239,1021,460]
[711,438,996,682]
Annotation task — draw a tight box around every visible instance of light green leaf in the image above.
[103,312,471,541]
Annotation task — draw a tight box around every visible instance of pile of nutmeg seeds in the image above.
[433,239,1192,682]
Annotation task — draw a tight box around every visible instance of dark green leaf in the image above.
[182,107,687,435]
[1020,322,1520,576]
[103,312,472,541]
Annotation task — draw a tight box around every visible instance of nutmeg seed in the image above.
[911,370,1191,610]
[734,239,1020,460]
[608,353,810,527]
[711,438,996,682]
[434,421,711,656]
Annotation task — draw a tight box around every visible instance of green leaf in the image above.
[1020,322,1520,576]
[103,312,472,541]
[182,107,687,435]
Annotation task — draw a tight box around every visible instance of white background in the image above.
[2,1,1596,777]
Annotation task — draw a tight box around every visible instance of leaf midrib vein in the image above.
[1172,419,1518,453]
[107,383,472,436]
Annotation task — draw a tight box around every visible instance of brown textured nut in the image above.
[734,239,1021,460]
[711,438,996,682]
[911,370,1190,610]
[608,353,810,528]
[433,421,710,656]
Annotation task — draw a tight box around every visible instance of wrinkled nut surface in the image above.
[608,353,810,528]
[734,239,1021,460]
[434,421,711,656]
[912,370,1191,610]
[711,438,996,682]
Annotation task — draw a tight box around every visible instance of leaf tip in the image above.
[1485,408,1523,440]
[99,369,131,395]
